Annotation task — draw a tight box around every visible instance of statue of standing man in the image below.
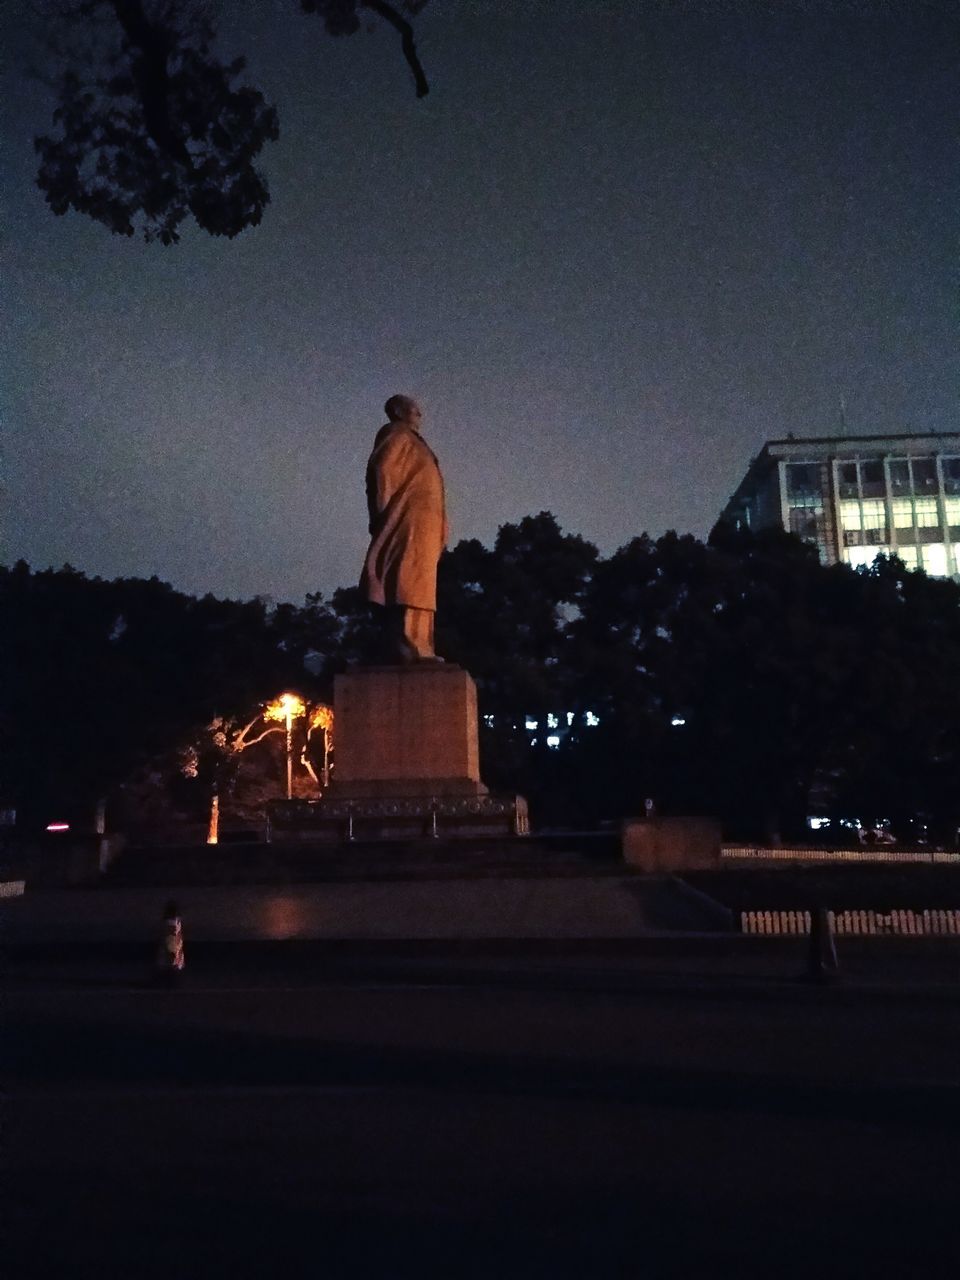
[360,395,448,663]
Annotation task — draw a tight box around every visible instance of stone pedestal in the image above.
[330,665,484,799]
[267,665,528,842]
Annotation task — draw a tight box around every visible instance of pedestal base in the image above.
[267,793,529,843]
[268,663,528,842]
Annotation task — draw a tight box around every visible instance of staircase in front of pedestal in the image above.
[101,834,623,888]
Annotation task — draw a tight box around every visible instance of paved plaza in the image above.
[7,944,960,1278]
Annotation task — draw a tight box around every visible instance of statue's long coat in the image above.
[360,422,447,612]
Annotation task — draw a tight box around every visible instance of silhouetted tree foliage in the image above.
[437,512,599,818]
[570,525,960,839]
[0,560,320,824]
[33,0,430,242]
[3,519,960,839]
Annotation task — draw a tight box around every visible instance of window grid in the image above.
[862,499,885,531]
[892,498,914,529]
[914,497,939,528]
[784,452,959,577]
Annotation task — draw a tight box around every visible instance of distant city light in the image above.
[483,714,495,728]
[546,735,561,748]
[671,716,686,727]
[46,822,70,832]
[584,711,600,726]
[546,713,559,729]
[525,718,538,730]
[807,817,831,830]
[566,712,575,726]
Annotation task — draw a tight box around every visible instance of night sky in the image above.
[5,0,958,603]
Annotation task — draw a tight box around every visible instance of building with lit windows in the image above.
[718,433,960,579]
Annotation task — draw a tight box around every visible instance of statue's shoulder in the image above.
[372,422,398,450]
[373,423,423,458]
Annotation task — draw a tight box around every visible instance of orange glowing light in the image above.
[264,692,306,723]
[308,704,334,734]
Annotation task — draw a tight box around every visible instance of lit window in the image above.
[584,711,600,727]
[922,543,948,577]
[861,499,885,531]
[525,718,538,731]
[839,500,862,531]
[845,546,885,569]
[670,716,686,727]
[914,497,939,528]
[483,714,495,728]
[546,735,560,749]
[945,497,960,524]
[546,713,559,729]
[897,546,920,569]
[892,498,914,529]
[566,712,575,727]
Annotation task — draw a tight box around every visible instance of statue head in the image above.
[384,395,422,429]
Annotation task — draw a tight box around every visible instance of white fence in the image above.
[723,846,960,865]
[741,908,960,936]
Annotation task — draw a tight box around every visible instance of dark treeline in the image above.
[3,512,959,841]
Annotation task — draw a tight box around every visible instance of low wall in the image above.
[722,845,960,865]
[622,817,722,873]
[3,835,126,887]
[741,908,960,936]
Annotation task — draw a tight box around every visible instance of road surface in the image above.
[7,956,960,1278]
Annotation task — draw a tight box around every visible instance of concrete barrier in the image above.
[622,817,722,873]
[3,835,126,887]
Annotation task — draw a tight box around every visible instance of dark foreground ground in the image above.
[6,944,960,1279]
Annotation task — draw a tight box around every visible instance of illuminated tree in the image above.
[182,693,333,842]
[32,0,431,242]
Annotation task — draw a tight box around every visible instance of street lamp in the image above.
[265,692,306,800]
[279,692,303,800]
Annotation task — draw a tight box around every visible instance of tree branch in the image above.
[109,0,191,162]
[236,725,283,750]
[231,712,264,750]
[363,0,429,98]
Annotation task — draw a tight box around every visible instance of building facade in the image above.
[719,433,960,579]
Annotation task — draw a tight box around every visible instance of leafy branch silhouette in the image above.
[34,0,430,243]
